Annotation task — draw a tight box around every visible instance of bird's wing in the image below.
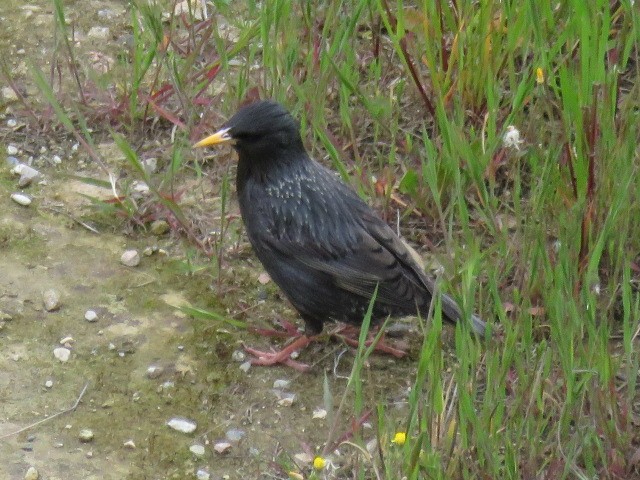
[263,209,433,311]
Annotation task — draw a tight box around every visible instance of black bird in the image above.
[194,100,486,367]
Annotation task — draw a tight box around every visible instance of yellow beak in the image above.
[193,127,233,148]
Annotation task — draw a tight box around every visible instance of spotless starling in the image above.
[194,100,486,369]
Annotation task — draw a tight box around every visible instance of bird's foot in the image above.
[243,335,313,372]
[329,325,407,358]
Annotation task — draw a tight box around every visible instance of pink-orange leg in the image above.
[329,324,407,358]
[243,335,315,372]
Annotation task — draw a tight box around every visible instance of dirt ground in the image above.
[0,177,414,480]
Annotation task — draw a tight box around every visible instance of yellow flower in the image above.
[313,456,326,470]
[392,431,406,445]
[535,67,544,84]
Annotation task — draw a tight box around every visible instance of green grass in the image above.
[17,0,640,478]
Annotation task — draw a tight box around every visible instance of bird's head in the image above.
[194,100,305,163]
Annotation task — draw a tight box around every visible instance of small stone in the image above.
[79,428,94,442]
[273,379,290,389]
[45,380,53,388]
[312,408,327,420]
[196,469,210,480]
[43,289,61,311]
[12,163,41,187]
[132,181,149,195]
[53,347,71,362]
[225,429,245,442]
[6,156,19,167]
[189,444,205,456]
[7,144,18,155]
[59,336,74,346]
[120,249,140,267]
[167,417,197,434]
[11,192,32,206]
[150,220,169,235]
[239,361,251,373]
[87,26,110,39]
[123,439,136,449]
[146,365,163,379]
[24,466,39,480]
[86,451,93,458]
[7,119,17,127]
[213,441,232,454]
[258,272,271,284]
[294,452,314,465]
[173,0,206,20]
[84,310,98,322]
[275,392,296,407]
[231,350,246,362]
[2,87,18,102]
[142,157,157,173]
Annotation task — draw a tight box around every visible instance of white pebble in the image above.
[43,289,61,311]
[120,249,140,267]
[276,392,296,407]
[53,347,71,362]
[273,379,290,389]
[196,469,210,480]
[2,87,18,102]
[85,310,98,322]
[24,466,39,480]
[196,468,211,480]
[88,26,110,39]
[146,365,163,378]
[231,350,246,362]
[45,380,53,388]
[239,361,251,373]
[52,155,62,164]
[123,439,136,449]
[11,192,32,206]
[132,181,149,194]
[7,119,17,127]
[213,441,232,454]
[189,444,205,456]
[225,428,245,442]
[7,145,18,155]
[294,452,314,464]
[79,428,94,442]
[166,417,197,434]
[13,164,41,187]
[312,408,327,420]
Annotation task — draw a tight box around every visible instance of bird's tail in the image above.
[439,291,486,336]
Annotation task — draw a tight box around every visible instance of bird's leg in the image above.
[329,324,407,358]
[243,335,315,372]
[248,317,301,338]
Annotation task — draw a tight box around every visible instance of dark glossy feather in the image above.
[215,100,485,335]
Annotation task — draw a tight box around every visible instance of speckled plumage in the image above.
[205,100,485,336]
